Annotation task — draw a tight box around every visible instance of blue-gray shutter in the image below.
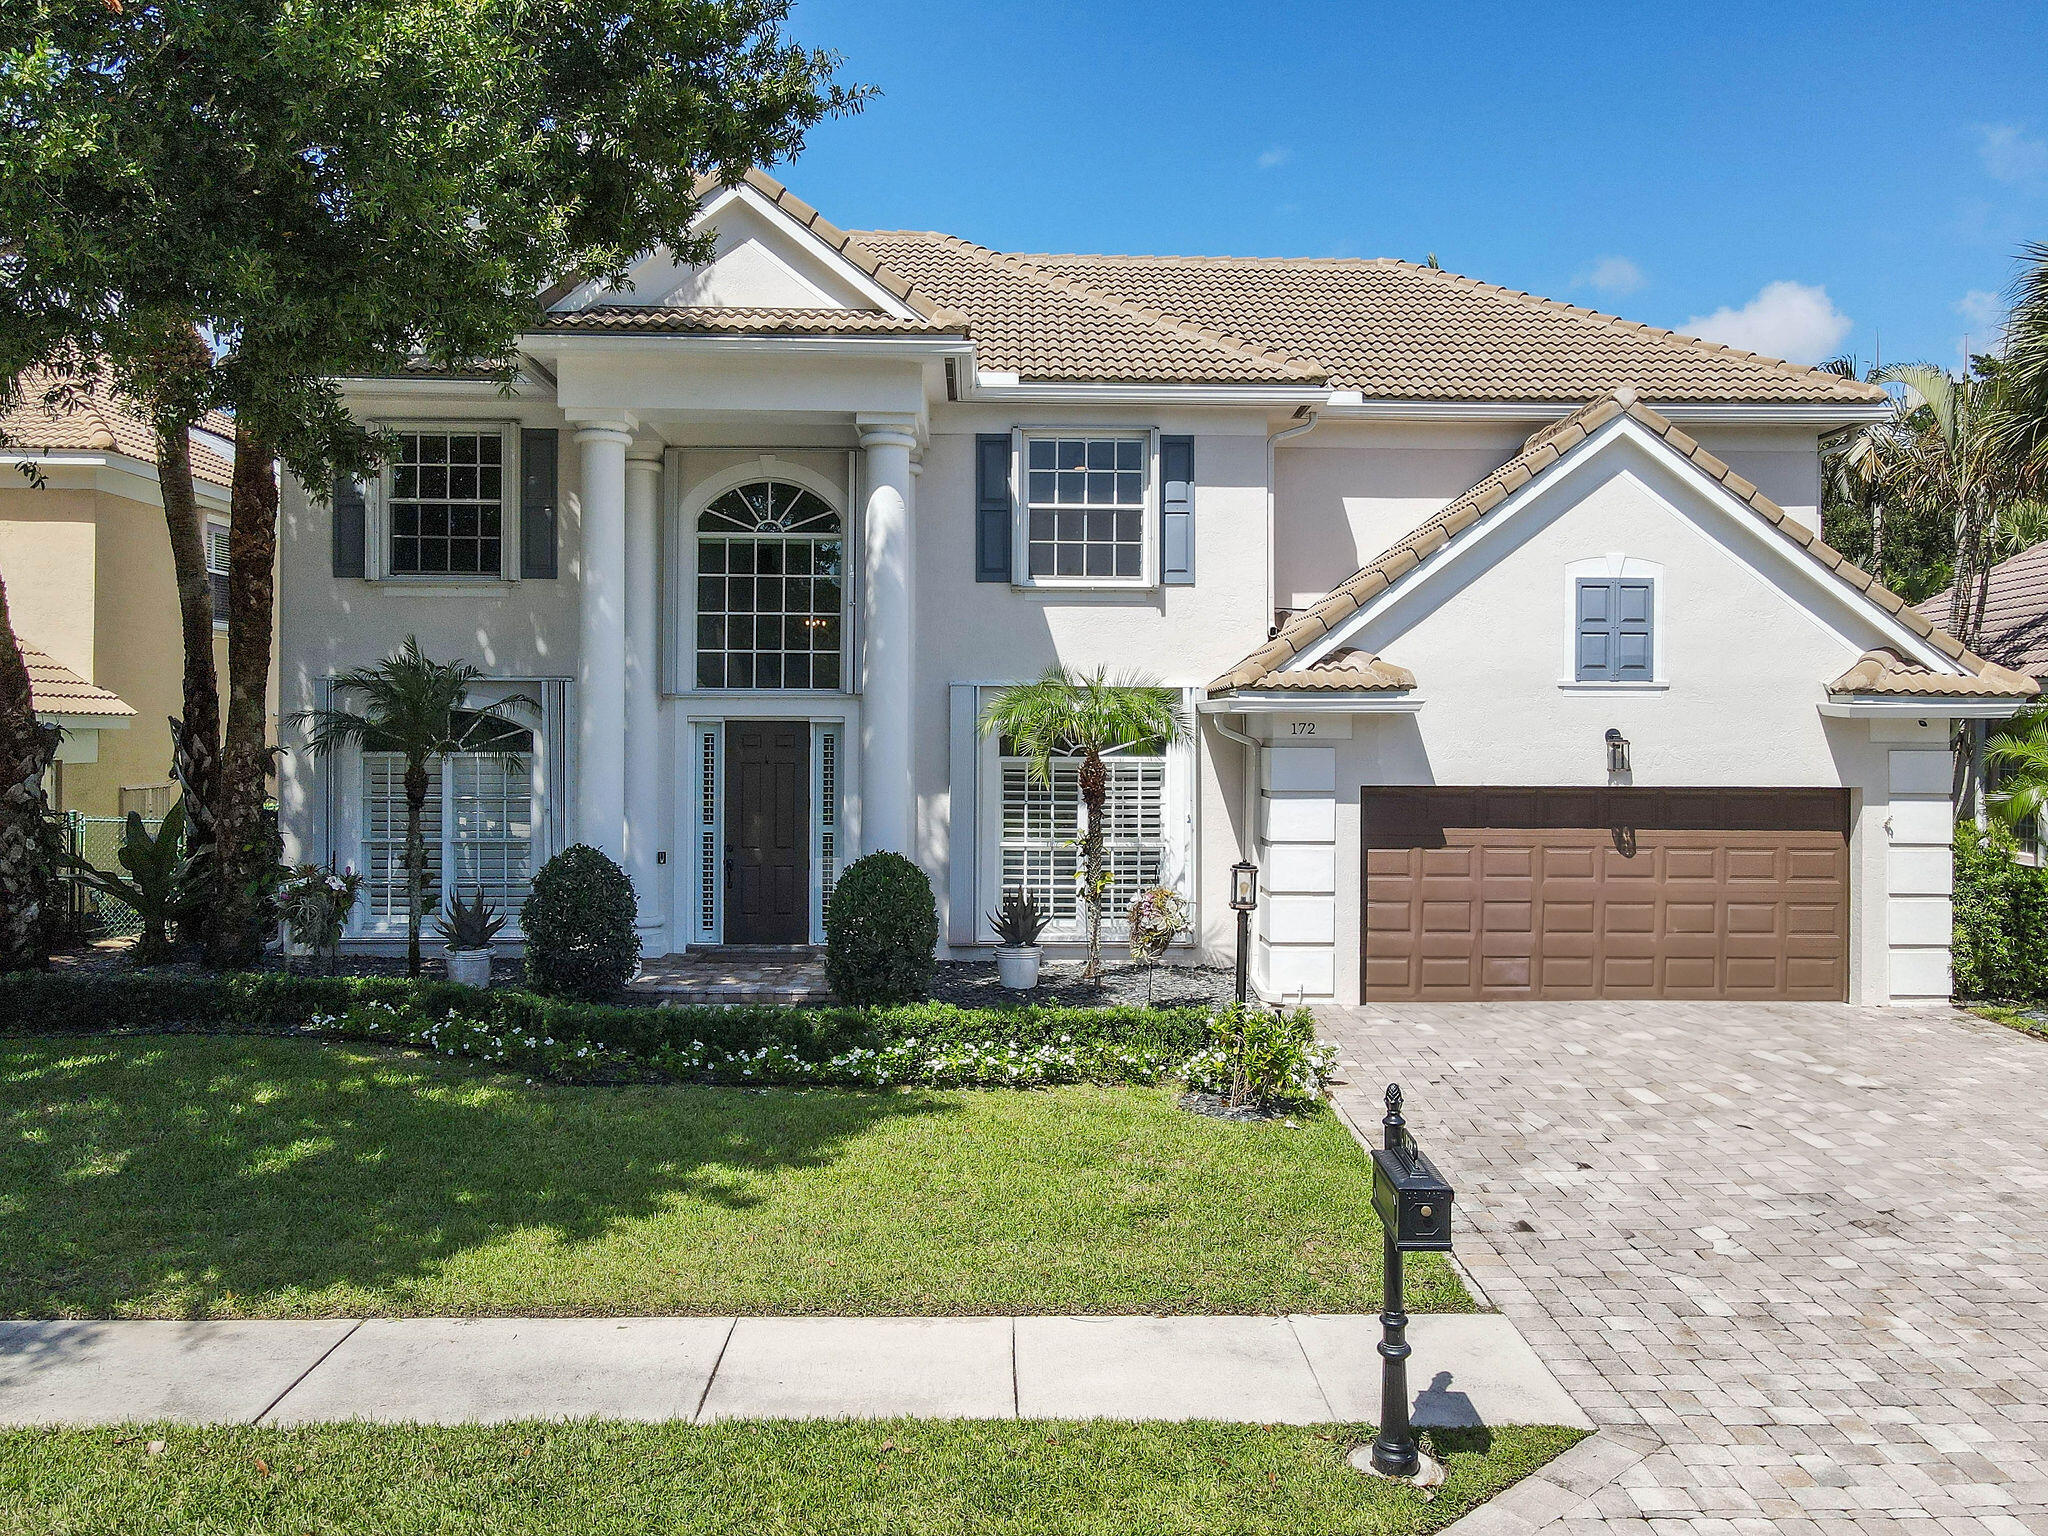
[1160,435,1195,585]
[974,433,1012,582]
[330,473,366,578]
[1575,579,1653,680]
[520,428,559,579]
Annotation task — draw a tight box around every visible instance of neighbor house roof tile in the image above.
[2,373,233,488]
[21,641,135,717]
[1915,540,2048,678]
[1210,387,2031,700]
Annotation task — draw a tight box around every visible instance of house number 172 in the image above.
[1289,721,1316,736]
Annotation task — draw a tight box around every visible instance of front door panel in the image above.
[725,721,809,944]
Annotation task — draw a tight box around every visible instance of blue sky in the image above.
[781,1,2048,372]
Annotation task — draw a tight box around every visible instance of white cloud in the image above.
[1680,281,1852,365]
[1577,255,1646,296]
[1976,124,2048,185]
[1255,146,1292,171]
[1955,289,2005,330]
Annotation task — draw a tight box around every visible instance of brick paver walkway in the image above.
[1324,1002,2048,1536]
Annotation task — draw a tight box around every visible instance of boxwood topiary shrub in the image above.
[521,844,640,1001]
[824,851,937,1005]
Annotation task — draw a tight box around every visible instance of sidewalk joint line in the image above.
[252,1318,362,1425]
[1008,1316,1019,1419]
[1285,1314,1341,1424]
[692,1317,737,1425]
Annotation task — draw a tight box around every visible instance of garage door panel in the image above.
[1362,788,1848,1001]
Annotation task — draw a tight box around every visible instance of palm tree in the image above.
[1995,240,2048,476]
[297,638,533,976]
[979,666,1186,982]
[1987,706,2048,845]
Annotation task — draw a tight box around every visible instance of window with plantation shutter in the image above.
[361,740,534,928]
[997,750,1165,934]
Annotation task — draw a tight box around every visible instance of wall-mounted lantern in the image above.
[1230,859,1258,1005]
[1605,728,1630,775]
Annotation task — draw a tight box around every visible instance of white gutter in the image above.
[1206,709,1262,880]
[1817,697,2029,720]
[1265,408,1323,628]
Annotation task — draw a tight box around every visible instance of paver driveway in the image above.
[1323,1002,2048,1536]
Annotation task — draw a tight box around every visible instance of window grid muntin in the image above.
[1025,435,1146,581]
[998,754,1165,931]
[389,430,504,577]
[696,481,843,690]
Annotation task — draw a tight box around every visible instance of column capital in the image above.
[856,414,920,452]
[625,445,664,471]
[570,415,637,446]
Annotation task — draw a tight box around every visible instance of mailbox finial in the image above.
[1383,1082,1405,1151]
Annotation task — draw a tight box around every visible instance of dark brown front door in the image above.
[725,721,810,944]
[1363,788,1850,1001]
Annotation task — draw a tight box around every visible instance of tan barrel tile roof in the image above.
[2,373,234,488]
[1212,386,2023,699]
[1231,648,1416,692]
[1004,251,1886,404]
[850,233,1324,385]
[21,641,135,717]
[1830,648,2037,699]
[1916,540,2048,678]
[539,305,962,336]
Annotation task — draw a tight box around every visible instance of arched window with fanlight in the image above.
[696,480,844,690]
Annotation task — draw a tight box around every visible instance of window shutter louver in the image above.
[520,428,559,579]
[330,473,367,578]
[1160,435,1195,585]
[974,433,1012,582]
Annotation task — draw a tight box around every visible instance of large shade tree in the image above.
[0,0,862,962]
[979,667,1187,982]
[299,639,534,977]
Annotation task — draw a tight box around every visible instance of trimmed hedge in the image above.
[1953,821,2048,1004]
[0,969,1215,1088]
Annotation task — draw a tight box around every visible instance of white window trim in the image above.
[668,454,851,698]
[333,679,563,939]
[1559,554,1667,689]
[205,517,231,631]
[970,683,1196,945]
[366,418,522,587]
[1009,426,1160,591]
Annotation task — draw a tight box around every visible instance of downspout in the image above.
[1265,407,1323,630]
[1208,706,1262,998]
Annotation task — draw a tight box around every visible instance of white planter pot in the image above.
[444,946,494,988]
[996,946,1042,990]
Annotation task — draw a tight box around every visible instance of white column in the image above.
[574,420,631,863]
[858,415,918,854]
[623,448,665,945]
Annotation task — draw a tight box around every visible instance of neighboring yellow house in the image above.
[0,376,270,817]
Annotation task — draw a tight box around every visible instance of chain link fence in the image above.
[63,812,158,940]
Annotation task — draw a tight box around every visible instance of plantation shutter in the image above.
[330,473,367,578]
[520,428,559,579]
[1160,435,1195,585]
[974,433,1012,582]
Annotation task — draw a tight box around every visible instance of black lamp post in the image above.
[1229,859,1258,1006]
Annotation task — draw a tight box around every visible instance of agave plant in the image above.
[987,889,1048,949]
[65,800,200,964]
[434,886,505,951]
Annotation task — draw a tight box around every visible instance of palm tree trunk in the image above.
[0,569,57,970]
[1079,746,1107,982]
[403,759,431,977]
[1869,500,1884,584]
[209,416,281,966]
[156,413,222,943]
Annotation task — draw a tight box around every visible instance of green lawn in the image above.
[1972,1003,2048,1041]
[0,1421,1582,1536]
[0,1033,1465,1318]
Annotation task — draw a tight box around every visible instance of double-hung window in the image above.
[998,743,1166,931]
[1023,435,1149,583]
[361,729,535,927]
[389,430,505,577]
[206,522,231,625]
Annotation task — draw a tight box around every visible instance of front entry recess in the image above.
[724,721,810,944]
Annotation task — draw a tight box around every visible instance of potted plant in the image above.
[987,889,1049,990]
[435,886,504,987]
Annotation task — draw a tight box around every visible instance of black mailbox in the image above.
[1372,1134,1453,1252]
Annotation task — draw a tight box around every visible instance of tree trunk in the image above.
[208,417,280,966]
[0,569,57,970]
[403,758,431,977]
[156,413,222,944]
[1869,499,1884,585]
[1079,746,1107,983]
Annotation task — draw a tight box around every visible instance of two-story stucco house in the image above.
[276,170,2036,1005]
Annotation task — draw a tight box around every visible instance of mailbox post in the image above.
[1368,1083,1454,1479]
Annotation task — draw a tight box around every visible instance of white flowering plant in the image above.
[1181,1003,1336,1112]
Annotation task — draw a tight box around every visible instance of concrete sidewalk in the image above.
[0,1313,1589,1428]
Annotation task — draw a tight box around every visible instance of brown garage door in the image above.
[1362,788,1849,1001]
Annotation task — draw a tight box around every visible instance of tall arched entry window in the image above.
[696,480,843,690]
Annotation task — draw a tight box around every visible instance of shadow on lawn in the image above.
[0,1037,956,1319]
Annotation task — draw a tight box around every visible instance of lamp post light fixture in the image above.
[1605,728,1630,774]
[1230,859,1258,1006]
